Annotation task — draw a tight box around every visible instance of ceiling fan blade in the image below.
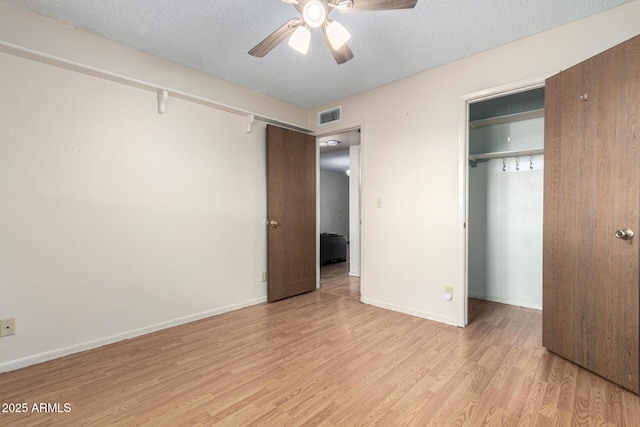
[249,19,301,57]
[345,0,417,12]
[323,31,354,64]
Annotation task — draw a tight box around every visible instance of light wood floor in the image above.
[2,293,640,426]
[319,260,360,300]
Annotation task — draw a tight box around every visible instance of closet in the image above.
[467,88,545,310]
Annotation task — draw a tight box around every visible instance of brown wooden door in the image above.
[543,35,640,393]
[266,125,317,302]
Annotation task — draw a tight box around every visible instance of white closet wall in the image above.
[468,117,544,309]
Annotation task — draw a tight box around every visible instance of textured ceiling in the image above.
[1,0,632,109]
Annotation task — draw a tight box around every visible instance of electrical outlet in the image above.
[261,272,267,282]
[444,286,453,301]
[0,318,15,337]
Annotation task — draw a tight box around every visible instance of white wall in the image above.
[468,118,544,309]
[0,3,306,128]
[0,52,270,370]
[468,157,544,310]
[309,1,640,325]
[349,145,361,276]
[320,170,350,238]
[0,3,309,371]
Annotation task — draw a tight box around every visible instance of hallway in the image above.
[319,261,360,300]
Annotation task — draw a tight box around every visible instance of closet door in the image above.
[543,34,640,393]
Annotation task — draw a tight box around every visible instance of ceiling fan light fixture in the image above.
[303,0,327,28]
[288,25,311,54]
[334,0,354,11]
[255,0,417,64]
[326,20,350,50]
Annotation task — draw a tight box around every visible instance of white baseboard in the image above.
[361,297,458,327]
[468,293,542,311]
[0,296,267,373]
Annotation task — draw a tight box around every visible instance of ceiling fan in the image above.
[248,0,418,64]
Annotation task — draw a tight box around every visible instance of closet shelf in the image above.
[469,109,544,129]
[469,148,544,161]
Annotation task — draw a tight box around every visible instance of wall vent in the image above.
[318,106,342,126]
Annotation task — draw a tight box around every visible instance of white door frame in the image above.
[348,144,362,277]
[457,73,556,327]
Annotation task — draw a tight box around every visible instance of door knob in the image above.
[615,228,635,240]
[268,220,279,228]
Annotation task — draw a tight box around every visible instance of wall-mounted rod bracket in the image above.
[158,89,168,114]
[245,114,255,133]
[0,40,313,133]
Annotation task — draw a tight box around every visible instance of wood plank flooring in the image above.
[319,261,360,300]
[2,293,640,426]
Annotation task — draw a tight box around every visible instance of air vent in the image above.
[318,106,342,126]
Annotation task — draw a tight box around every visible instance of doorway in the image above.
[460,75,553,326]
[318,128,361,299]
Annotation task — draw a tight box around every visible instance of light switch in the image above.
[376,197,383,208]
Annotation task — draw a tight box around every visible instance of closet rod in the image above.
[0,40,312,134]
[469,148,544,161]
